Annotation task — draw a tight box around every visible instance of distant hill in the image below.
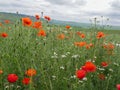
[0,12,120,30]
[0,12,25,21]
[51,19,91,28]
[0,12,36,22]
[51,19,120,30]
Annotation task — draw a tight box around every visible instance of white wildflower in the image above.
[83,77,87,81]
[54,52,57,56]
[61,55,66,58]
[70,75,76,79]
[98,68,105,71]
[116,43,120,47]
[60,66,65,70]
[109,68,113,72]
[51,56,58,58]
[78,80,83,83]
[66,52,70,55]
[52,75,56,80]
[72,54,80,58]
[113,62,119,66]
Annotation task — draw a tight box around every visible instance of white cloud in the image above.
[0,0,120,26]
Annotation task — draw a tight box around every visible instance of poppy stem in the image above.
[106,75,111,90]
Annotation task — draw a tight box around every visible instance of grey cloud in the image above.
[108,0,120,25]
[110,0,120,9]
[108,11,120,19]
[45,0,86,6]
[75,0,87,6]
[107,11,120,26]
[84,11,105,17]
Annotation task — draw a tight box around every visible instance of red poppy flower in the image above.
[1,32,8,38]
[84,61,96,72]
[108,43,114,50]
[74,42,86,47]
[7,74,18,83]
[76,31,81,36]
[37,30,46,37]
[74,42,80,47]
[22,78,30,85]
[57,34,65,40]
[35,15,40,20]
[101,62,108,67]
[33,21,42,29]
[22,17,32,26]
[4,20,10,24]
[96,32,105,39]
[86,44,91,49]
[86,43,94,49]
[66,25,71,29]
[0,23,2,26]
[76,69,86,80]
[44,16,51,21]
[0,70,3,74]
[98,74,105,80]
[89,43,94,47]
[116,84,120,90]
[80,33,85,38]
[25,69,36,77]
[103,43,114,50]
[81,66,87,71]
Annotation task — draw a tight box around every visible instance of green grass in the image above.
[0,16,120,90]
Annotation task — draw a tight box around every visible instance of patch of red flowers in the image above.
[103,43,114,50]
[7,74,18,83]
[76,61,96,80]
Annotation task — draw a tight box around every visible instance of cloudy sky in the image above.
[0,0,120,26]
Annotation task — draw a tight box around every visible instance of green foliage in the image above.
[0,14,120,90]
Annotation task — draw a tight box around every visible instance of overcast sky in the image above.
[0,0,120,26]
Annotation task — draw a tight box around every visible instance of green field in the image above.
[0,13,120,90]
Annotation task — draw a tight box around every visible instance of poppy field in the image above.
[0,14,120,90]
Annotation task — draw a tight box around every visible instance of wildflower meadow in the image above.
[0,14,120,90]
